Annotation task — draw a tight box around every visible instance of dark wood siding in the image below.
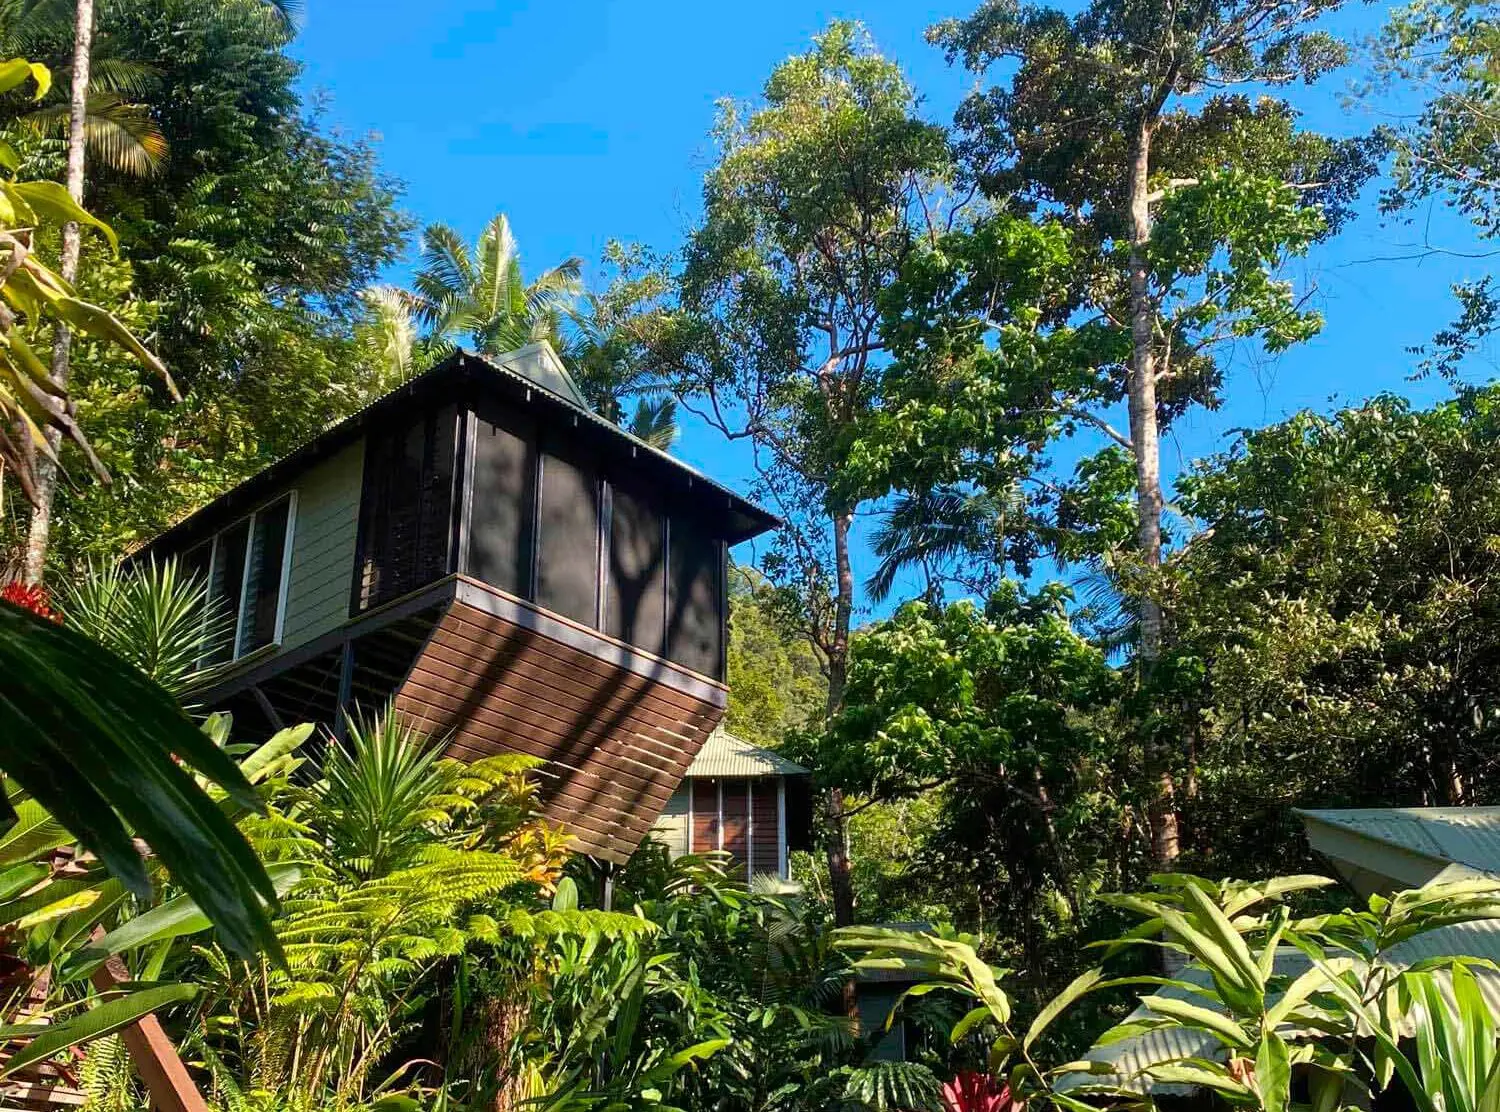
[751,782,779,876]
[467,409,535,597]
[692,780,719,854]
[535,446,600,627]
[355,406,460,612]
[605,484,666,655]
[722,779,749,875]
[667,518,723,678]
[394,590,726,862]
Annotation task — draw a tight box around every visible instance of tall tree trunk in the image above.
[1125,120,1179,866]
[22,0,93,584]
[824,508,856,928]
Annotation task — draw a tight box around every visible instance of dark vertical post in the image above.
[334,637,354,740]
[452,406,474,577]
[597,479,612,631]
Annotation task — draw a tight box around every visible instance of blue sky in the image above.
[290,0,1495,613]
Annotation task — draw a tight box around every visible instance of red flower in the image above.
[1,581,60,622]
[943,1073,1022,1112]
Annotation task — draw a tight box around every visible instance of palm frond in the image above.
[628,395,677,450]
[85,57,160,99]
[356,285,418,389]
[21,95,167,178]
[867,487,1018,602]
[475,212,520,323]
[413,222,474,329]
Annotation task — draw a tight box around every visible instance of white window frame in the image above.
[202,491,298,663]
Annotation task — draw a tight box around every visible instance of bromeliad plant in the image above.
[841,873,1500,1112]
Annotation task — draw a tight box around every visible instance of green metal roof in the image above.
[683,727,808,779]
[1297,806,1500,892]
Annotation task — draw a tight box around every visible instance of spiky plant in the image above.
[57,558,229,698]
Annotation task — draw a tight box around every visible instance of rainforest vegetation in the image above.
[1,0,1499,1108]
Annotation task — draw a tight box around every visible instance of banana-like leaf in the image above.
[1025,967,1105,1051]
[0,603,280,959]
[238,724,315,786]
[1256,1032,1291,1112]
[1139,994,1253,1049]
[0,982,197,1077]
[0,59,49,100]
[0,796,72,866]
[3,181,117,253]
[62,863,302,983]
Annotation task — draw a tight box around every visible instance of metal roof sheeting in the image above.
[1298,806,1500,874]
[683,727,808,779]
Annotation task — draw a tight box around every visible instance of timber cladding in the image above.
[393,587,727,863]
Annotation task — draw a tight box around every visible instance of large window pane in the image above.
[605,484,665,654]
[241,497,291,655]
[468,412,534,597]
[536,448,599,626]
[206,519,249,664]
[667,517,723,678]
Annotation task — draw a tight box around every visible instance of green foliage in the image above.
[0,601,278,956]
[647,18,955,684]
[725,566,827,750]
[789,584,1132,975]
[842,874,1500,1112]
[1371,0,1500,381]
[0,54,171,503]
[0,0,411,568]
[1376,0,1499,239]
[58,557,229,698]
[411,211,580,361]
[1167,388,1500,873]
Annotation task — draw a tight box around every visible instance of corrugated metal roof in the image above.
[1298,806,1500,876]
[683,727,808,779]
[482,341,589,407]
[134,343,779,559]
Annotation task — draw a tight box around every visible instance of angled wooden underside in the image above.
[392,578,727,863]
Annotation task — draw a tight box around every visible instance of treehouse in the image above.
[135,342,778,863]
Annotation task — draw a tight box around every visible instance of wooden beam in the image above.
[88,943,208,1112]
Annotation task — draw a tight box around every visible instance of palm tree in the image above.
[866,485,1030,604]
[362,212,679,448]
[0,0,168,180]
[412,212,582,359]
[564,289,678,450]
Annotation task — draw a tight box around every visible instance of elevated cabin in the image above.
[135,342,778,863]
[648,727,813,881]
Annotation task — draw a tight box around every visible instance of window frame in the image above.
[197,491,298,664]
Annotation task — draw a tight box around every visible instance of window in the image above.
[197,494,296,663]
[356,407,460,611]
[605,483,666,654]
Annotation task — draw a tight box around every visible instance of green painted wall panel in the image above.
[281,440,364,650]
